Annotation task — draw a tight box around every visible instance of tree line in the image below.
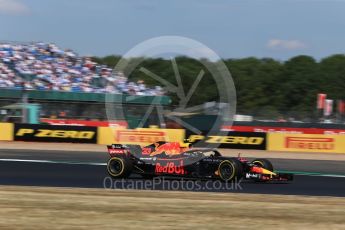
[92,54,345,121]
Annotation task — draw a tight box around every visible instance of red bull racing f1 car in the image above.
[106,141,293,182]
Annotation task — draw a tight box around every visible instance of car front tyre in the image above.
[218,159,243,181]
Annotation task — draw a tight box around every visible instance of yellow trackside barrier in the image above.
[267,133,345,153]
[97,127,185,146]
[0,123,14,141]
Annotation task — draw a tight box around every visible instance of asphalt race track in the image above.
[0,149,344,197]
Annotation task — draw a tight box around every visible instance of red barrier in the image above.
[222,125,345,135]
[41,119,128,128]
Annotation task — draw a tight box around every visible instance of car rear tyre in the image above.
[107,157,132,178]
[218,159,243,181]
[251,158,273,171]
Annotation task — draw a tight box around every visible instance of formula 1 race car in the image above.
[106,141,293,182]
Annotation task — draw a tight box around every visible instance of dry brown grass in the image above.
[0,186,344,230]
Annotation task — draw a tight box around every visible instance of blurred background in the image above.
[0,2,345,229]
[0,43,344,131]
[0,0,344,130]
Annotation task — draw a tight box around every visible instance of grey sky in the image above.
[1,0,345,60]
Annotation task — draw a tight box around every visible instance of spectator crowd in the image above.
[0,42,164,96]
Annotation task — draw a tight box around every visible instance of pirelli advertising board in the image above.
[97,127,185,146]
[14,124,97,143]
[185,131,267,150]
[267,133,345,153]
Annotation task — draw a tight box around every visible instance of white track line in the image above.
[0,158,106,166]
[305,174,345,178]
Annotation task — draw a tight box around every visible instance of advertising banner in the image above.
[324,99,334,116]
[185,131,267,150]
[0,123,14,141]
[14,123,97,143]
[97,127,185,146]
[317,93,327,109]
[267,133,345,153]
[338,100,345,115]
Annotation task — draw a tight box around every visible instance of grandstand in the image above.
[1,42,342,127]
[0,42,164,95]
[0,42,168,126]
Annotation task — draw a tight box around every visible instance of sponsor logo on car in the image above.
[111,144,125,149]
[108,149,126,154]
[155,160,186,175]
[149,142,186,156]
[116,130,166,143]
[285,137,334,150]
[245,173,260,179]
